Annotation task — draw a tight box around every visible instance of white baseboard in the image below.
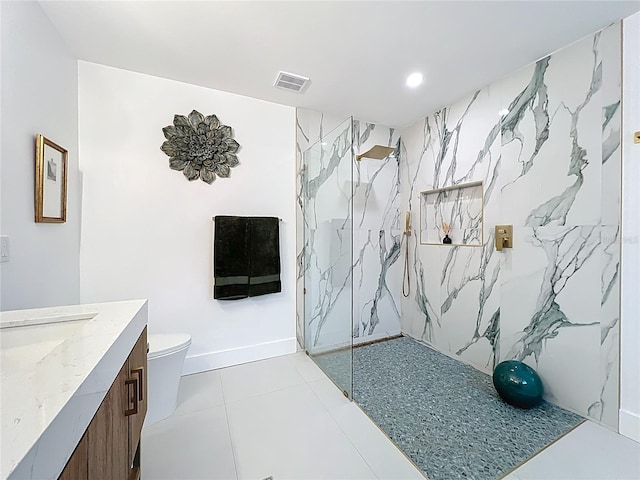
[182,337,297,375]
[619,409,640,442]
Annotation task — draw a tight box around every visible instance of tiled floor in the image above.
[351,337,583,480]
[142,352,640,480]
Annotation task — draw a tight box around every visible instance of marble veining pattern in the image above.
[352,120,402,342]
[420,182,483,245]
[296,111,350,350]
[504,226,600,362]
[0,300,148,480]
[303,118,354,351]
[400,23,621,427]
[297,110,403,354]
[524,35,601,228]
[401,83,503,373]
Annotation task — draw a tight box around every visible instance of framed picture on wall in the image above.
[35,134,68,223]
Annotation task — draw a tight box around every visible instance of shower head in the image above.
[355,145,395,161]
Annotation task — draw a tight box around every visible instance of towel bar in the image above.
[212,217,282,221]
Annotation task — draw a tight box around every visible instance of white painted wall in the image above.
[620,12,640,443]
[78,63,297,373]
[0,1,80,311]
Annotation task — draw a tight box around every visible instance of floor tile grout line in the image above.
[497,419,588,479]
[290,352,332,385]
[221,356,345,480]
[326,409,384,480]
[297,370,333,386]
[304,382,383,480]
[303,362,414,480]
[279,352,328,386]
[308,372,429,480]
[168,371,226,420]
[219,369,240,480]
[222,361,380,479]
[219,372,309,406]
[301,350,430,479]
[345,401,430,480]
[305,369,347,416]
[227,355,380,479]
[299,356,351,392]
[219,358,324,479]
[146,355,640,480]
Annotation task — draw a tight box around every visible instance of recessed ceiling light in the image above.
[406,72,423,88]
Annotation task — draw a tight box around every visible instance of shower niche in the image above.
[419,181,483,246]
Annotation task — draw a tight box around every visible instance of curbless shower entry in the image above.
[302,117,354,398]
[296,18,623,479]
[297,112,587,480]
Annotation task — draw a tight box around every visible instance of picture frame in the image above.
[35,134,68,223]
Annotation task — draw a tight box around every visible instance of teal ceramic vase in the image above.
[493,360,544,409]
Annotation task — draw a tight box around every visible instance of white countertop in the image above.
[0,300,148,479]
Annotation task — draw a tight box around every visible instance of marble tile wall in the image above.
[296,111,347,350]
[400,23,621,428]
[419,182,484,245]
[297,110,403,352]
[351,121,403,345]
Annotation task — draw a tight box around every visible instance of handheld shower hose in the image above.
[402,212,411,298]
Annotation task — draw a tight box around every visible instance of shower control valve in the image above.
[495,225,513,251]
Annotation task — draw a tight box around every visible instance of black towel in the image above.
[214,216,281,300]
[214,216,250,300]
[248,217,281,297]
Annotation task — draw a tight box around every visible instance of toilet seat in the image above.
[148,333,191,360]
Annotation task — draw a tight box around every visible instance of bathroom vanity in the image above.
[0,300,148,479]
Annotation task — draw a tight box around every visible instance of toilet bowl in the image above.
[146,333,191,426]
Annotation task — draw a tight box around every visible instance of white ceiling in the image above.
[39,1,639,128]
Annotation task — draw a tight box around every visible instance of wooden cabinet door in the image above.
[57,327,148,480]
[59,431,88,480]
[128,327,148,465]
[87,362,129,480]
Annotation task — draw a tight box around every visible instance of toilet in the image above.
[146,333,192,426]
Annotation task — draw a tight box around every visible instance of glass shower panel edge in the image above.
[303,116,354,399]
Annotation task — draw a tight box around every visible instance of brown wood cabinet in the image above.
[127,327,148,479]
[59,327,147,480]
[58,432,88,480]
[87,362,129,479]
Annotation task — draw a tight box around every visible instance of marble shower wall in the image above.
[297,109,403,352]
[400,23,621,428]
[296,111,347,350]
[352,121,403,344]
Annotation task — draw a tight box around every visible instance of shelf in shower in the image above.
[419,180,484,246]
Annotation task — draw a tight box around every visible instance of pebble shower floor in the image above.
[318,336,583,480]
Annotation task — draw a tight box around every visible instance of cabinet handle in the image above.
[131,367,144,402]
[125,378,138,416]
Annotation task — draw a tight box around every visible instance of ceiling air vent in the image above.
[274,71,310,93]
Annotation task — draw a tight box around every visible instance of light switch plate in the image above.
[1,236,9,263]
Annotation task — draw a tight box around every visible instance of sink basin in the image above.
[0,300,147,480]
[0,314,95,372]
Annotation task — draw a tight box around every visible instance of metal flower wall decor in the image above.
[161,110,240,184]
